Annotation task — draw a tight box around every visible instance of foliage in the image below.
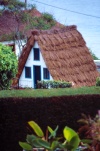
[19,120,81,151]
[0,0,25,11]
[37,80,72,89]
[0,31,24,41]
[0,33,14,41]
[24,14,56,30]
[20,11,30,23]
[42,12,55,22]
[0,43,18,89]
[0,3,56,44]
[35,17,52,30]
[0,32,23,41]
[78,111,100,151]
[96,77,100,86]
[20,11,56,30]
[28,4,36,10]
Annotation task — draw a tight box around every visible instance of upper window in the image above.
[33,48,40,60]
[25,67,31,78]
[43,68,50,79]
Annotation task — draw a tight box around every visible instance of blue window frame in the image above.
[25,67,31,78]
[43,68,50,79]
[33,48,40,60]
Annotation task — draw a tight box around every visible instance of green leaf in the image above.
[61,143,73,150]
[48,125,59,139]
[50,141,59,150]
[26,134,37,144]
[63,126,79,142]
[37,139,51,150]
[58,143,65,149]
[28,121,44,137]
[81,139,92,144]
[19,141,32,150]
[31,139,42,148]
[69,135,80,150]
[48,126,54,134]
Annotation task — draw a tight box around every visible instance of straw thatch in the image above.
[14,25,99,87]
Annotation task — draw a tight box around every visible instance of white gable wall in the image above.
[19,41,53,88]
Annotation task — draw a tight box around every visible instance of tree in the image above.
[0,1,56,56]
[0,43,18,89]
[0,0,26,55]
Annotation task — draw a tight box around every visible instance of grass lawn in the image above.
[0,86,100,98]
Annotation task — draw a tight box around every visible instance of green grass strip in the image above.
[0,86,100,98]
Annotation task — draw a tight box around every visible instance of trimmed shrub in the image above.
[37,80,72,89]
[96,77,100,86]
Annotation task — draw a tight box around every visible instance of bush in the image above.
[42,12,55,22]
[96,77,100,86]
[78,111,100,151]
[19,120,81,151]
[23,12,56,31]
[37,80,72,89]
[0,44,18,89]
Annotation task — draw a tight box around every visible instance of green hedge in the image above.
[37,80,72,89]
[1,95,100,151]
[96,77,100,86]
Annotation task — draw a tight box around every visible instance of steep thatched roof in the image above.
[14,25,99,87]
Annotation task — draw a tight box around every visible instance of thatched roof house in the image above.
[13,25,99,88]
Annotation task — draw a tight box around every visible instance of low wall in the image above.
[0,95,100,151]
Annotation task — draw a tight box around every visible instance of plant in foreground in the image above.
[19,121,87,151]
[78,111,100,151]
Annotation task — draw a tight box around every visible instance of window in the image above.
[25,67,31,78]
[43,68,50,79]
[33,48,40,60]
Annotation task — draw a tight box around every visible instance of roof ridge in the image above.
[31,25,77,36]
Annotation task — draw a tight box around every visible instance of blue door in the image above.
[33,65,41,88]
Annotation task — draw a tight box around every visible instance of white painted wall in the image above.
[19,41,53,88]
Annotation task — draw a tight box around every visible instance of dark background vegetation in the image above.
[1,95,100,151]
